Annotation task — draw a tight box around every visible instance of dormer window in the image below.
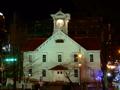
[55,39,64,43]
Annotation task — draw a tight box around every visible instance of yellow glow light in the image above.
[0,12,3,16]
[78,63,82,67]
[118,49,120,54]
[56,19,64,27]
[78,53,82,58]
[107,64,116,69]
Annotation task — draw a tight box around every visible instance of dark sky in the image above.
[1,0,120,29]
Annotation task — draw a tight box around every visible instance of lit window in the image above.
[90,54,94,62]
[42,54,46,62]
[42,69,46,77]
[74,69,78,77]
[58,54,62,62]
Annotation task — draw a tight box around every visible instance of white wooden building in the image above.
[23,10,101,84]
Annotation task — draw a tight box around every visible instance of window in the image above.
[74,69,78,77]
[42,69,46,77]
[74,54,78,62]
[28,69,32,76]
[58,54,62,62]
[29,55,32,63]
[57,71,63,74]
[55,39,64,43]
[42,54,46,62]
[90,54,94,62]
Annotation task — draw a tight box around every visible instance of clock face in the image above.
[56,19,64,28]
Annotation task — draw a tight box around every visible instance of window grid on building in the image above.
[74,54,78,62]
[90,54,94,62]
[42,54,46,62]
[29,55,32,63]
[58,54,62,62]
[28,69,32,76]
[42,69,46,77]
[55,39,64,43]
[74,69,78,77]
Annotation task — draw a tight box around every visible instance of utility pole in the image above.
[101,23,112,90]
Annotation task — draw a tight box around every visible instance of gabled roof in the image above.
[21,37,46,51]
[49,65,68,70]
[20,35,100,51]
[72,36,101,50]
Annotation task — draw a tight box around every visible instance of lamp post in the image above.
[77,53,82,86]
[78,63,82,85]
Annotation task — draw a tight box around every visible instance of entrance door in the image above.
[55,70,65,81]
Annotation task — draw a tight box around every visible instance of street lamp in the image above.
[78,53,82,58]
[78,63,82,85]
[118,49,120,54]
[0,12,5,25]
[107,61,116,70]
[77,53,82,85]
[0,12,5,19]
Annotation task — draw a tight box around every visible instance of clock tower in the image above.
[51,10,70,34]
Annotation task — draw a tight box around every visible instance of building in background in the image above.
[22,11,102,84]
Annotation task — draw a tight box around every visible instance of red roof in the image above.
[72,36,101,50]
[21,37,46,51]
[21,36,100,51]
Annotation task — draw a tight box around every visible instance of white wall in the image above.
[23,31,101,83]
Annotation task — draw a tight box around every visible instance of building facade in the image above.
[23,11,101,84]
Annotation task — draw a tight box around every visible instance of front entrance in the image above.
[49,65,68,82]
[54,70,65,81]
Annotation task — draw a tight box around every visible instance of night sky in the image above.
[1,0,120,30]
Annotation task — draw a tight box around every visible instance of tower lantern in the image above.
[51,10,70,34]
